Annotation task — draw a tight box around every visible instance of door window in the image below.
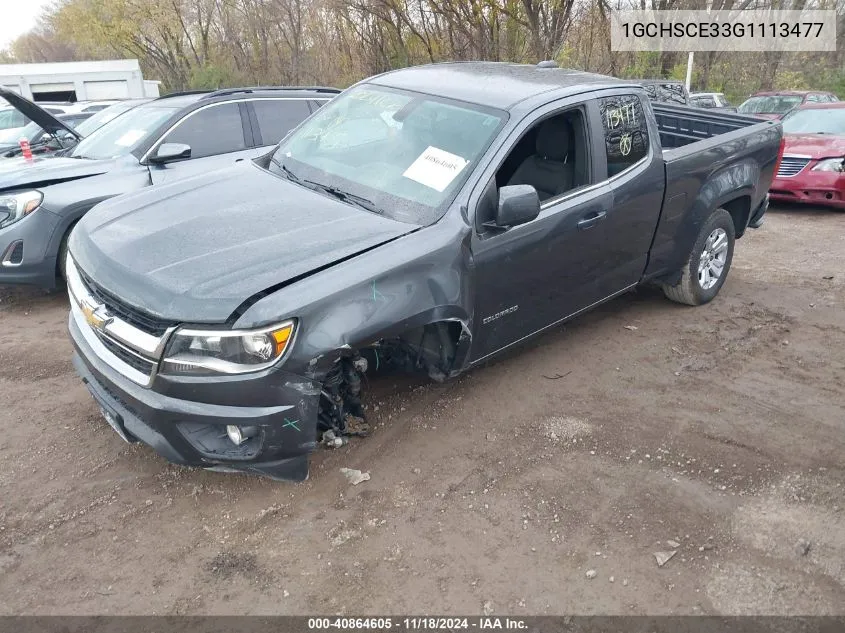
[252,99,311,145]
[495,109,589,201]
[476,108,589,232]
[598,95,649,177]
[161,102,246,159]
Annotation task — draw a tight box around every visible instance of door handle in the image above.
[577,211,607,230]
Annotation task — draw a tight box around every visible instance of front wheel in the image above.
[662,208,735,306]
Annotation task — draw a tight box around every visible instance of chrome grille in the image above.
[67,256,175,386]
[777,156,810,178]
[99,336,157,376]
[78,269,176,336]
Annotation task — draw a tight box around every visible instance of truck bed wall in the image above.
[652,103,761,149]
[644,111,782,282]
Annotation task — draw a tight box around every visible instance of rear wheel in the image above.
[662,208,735,306]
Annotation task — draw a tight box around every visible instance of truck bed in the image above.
[652,103,781,181]
[644,102,782,281]
[652,103,765,150]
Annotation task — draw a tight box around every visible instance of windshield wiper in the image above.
[302,179,383,215]
[272,159,383,215]
[273,159,304,184]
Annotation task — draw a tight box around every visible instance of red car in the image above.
[769,103,845,209]
[738,91,838,120]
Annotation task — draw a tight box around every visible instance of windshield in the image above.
[782,108,845,135]
[268,85,506,225]
[738,95,803,114]
[75,101,142,137]
[70,104,177,160]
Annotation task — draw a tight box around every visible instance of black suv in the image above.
[0,86,339,288]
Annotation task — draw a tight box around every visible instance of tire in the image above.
[662,208,735,306]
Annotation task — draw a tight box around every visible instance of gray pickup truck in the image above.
[67,62,782,481]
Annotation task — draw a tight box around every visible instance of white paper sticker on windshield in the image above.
[114,130,146,147]
[402,146,469,192]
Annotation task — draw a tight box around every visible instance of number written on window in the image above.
[598,95,649,177]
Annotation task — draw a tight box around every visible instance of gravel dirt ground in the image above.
[0,206,843,616]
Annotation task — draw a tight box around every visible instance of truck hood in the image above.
[0,156,115,192]
[783,134,845,159]
[0,87,81,140]
[70,163,419,322]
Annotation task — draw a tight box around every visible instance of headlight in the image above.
[0,191,43,229]
[811,158,845,173]
[161,320,295,376]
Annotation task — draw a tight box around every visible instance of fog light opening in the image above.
[226,425,259,446]
[825,192,833,200]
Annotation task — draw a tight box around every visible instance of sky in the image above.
[0,0,55,50]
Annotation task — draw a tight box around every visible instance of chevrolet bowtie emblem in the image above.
[81,301,112,332]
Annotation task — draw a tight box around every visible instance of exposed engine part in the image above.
[317,351,369,436]
[315,322,465,440]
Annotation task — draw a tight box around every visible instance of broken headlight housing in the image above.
[0,190,42,229]
[811,158,845,172]
[160,320,295,376]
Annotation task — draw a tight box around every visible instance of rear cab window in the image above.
[598,95,650,177]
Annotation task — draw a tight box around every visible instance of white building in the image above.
[0,59,160,102]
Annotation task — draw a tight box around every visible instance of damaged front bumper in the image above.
[69,309,321,481]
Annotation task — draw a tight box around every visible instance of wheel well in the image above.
[722,197,751,238]
[55,218,81,280]
[362,319,468,382]
[316,320,469,439]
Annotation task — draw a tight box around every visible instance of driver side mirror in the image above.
[149,143,191,164]
[489,184,540,229]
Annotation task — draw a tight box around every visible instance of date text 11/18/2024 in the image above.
[307,617,529,630]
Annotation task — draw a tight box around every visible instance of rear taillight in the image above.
[772,136,786,178]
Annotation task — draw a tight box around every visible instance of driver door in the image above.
[468,99,615,363]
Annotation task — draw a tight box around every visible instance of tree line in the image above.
[2,0,844,104]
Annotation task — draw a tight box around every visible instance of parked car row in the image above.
[0,85,339,285]
[0,98,125,147]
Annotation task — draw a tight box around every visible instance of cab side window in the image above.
[161,103,246,159]
[493,108,590,203]
[476,107,590,232]
[598,95,649,177]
